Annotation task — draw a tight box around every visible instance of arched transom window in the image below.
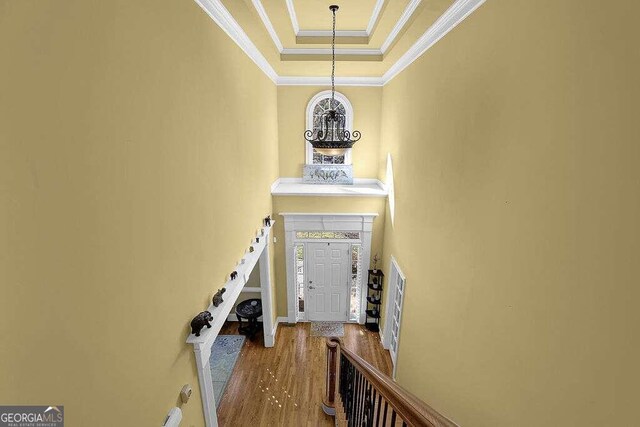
[305,90,354,165]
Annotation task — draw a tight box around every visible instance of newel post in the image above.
[322,337,341,416]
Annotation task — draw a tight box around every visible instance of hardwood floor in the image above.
[216,322,393,427]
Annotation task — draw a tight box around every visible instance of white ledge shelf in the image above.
[186,221,274,348]
[271,178,388,197]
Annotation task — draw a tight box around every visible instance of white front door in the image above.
[306,242,350,321]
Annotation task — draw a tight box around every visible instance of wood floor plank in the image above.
[216,322,393,427]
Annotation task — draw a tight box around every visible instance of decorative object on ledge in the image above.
[255,237,260,243]
[235,298,263,340]
[249,246,255,253]
[264,215,271,226]
[366,269,384,332]
[212,288,226,307]
[303,5,362,156]
[372,253,380,273]
[303,164,353,185]
[230,271,238,281]
[190,311,213,337]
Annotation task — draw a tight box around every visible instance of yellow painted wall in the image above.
[277,86,382,178]
[0,0,278,426]
[378,0,640,425]
[272,197,386,318]
[230,267,261,316]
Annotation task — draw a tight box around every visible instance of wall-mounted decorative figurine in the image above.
[264,215,271,226]
[212,288,226,307]
[190,311,213,337]
[230,271,238,280]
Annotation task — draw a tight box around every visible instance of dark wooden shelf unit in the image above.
[365,269,383,333]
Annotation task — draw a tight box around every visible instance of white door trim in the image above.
[280,213,378,324]
[382,255,406,379]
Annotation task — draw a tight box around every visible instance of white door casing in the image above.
[382,256,406,379]
[280,213,377,324]
[306,242,350,321]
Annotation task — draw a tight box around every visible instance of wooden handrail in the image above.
[325,337,459,427]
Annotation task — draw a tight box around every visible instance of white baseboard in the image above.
[380,330,390,350]
[265,316,289,347]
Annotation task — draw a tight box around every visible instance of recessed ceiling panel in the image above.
[211,0,461,77]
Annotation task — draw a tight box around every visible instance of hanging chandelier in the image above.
[303,5,362,156]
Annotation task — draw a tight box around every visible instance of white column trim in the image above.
[187,221,275,427]
[259,238,276,347]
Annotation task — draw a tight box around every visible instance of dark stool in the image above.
[235,298,262,339]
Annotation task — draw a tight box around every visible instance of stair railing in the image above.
[324,337,459,427]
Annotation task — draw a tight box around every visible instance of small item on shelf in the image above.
[249,246,255,253]
[372,253,380,273]
[256,237,260,243]
[212,288,226,307]
[264,215,272,226]
[190,311,213,337]
[261,229,265,236]
[230,271,238,280]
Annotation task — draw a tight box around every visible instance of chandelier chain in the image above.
[331,7,336,109]
[302,5,362,152]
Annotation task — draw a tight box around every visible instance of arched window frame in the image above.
[305,90,355,165]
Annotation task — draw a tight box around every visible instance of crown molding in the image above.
[366,0,387,35]
[276,76,384,87]
[193,0,277,83]
[285,0,299,34]
[193,0,486,87]
[281,48,383,56]
[382,0,486,83]
[297,30,369,38]
[251,0,283,52]
[252,0,423,60]
[380,0,422,53]
[284,0,385,38]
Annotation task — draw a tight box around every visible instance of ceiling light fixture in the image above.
[303,5,362,156]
